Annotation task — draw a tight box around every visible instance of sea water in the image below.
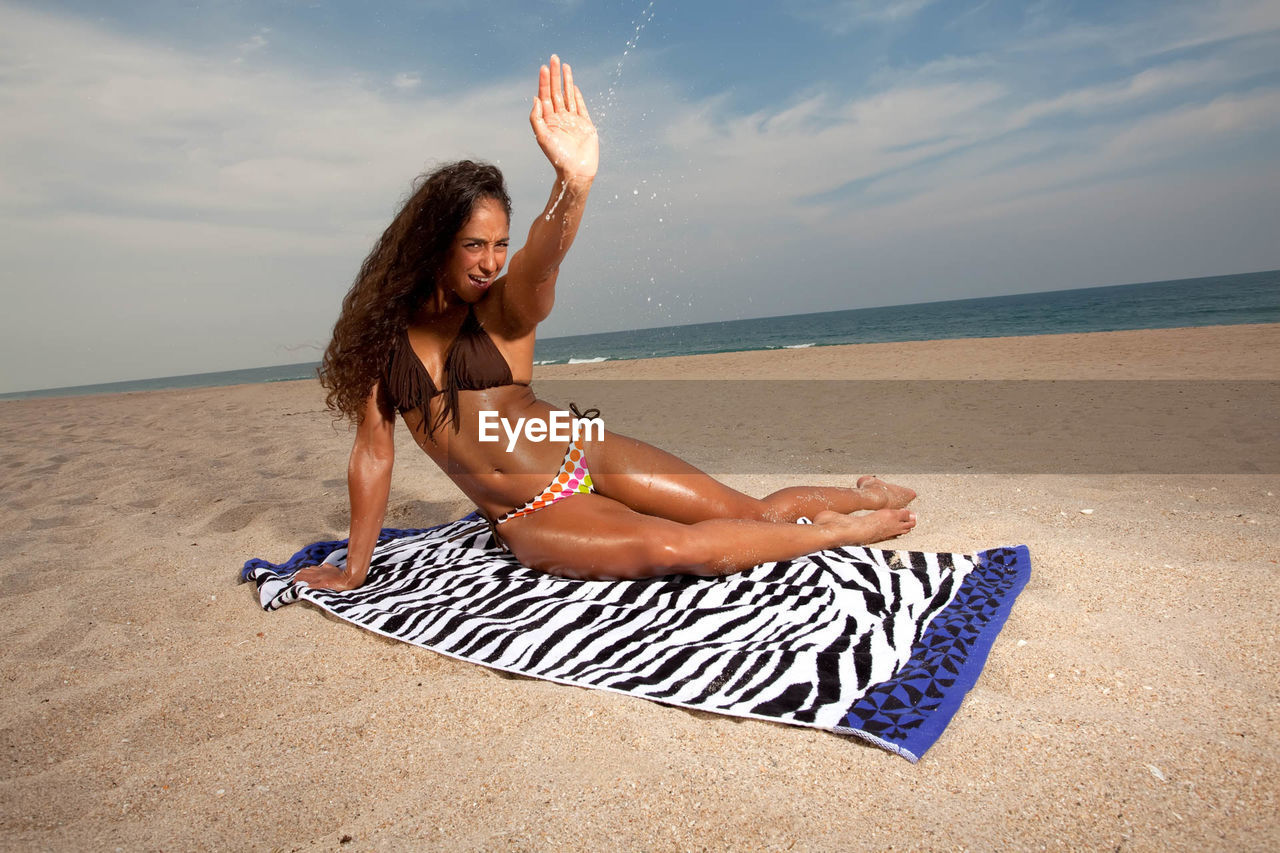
[0,362,324,401]
[3,270,1275,400]
[533,269,1279,365]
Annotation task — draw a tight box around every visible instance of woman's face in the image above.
[438,196,510,304]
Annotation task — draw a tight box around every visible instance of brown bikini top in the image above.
[383,305,528,435]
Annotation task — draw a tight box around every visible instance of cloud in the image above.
[1010,0,1280,64]
[0,12,538,227]
[1132,0,1280,57]
[794,0,940,34]
[1100,88,1280,158]
[237,28,270,60]
[659,80,1007,220]
[392,72,422,91]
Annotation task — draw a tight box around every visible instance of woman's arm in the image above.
[294,385,395,591]
[498,55,599,331]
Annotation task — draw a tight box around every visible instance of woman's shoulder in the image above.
[471,291,535,343]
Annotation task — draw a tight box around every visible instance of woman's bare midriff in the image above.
[403,384,586,519]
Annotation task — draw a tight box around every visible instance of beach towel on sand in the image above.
[241,515,1030,762]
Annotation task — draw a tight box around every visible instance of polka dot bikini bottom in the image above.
[494,434,595,524]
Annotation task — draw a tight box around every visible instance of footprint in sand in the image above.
[204,503,270,533]
[28,515,75,531]
[4,569,61,598]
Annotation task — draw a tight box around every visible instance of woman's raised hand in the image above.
[530,55,598,180]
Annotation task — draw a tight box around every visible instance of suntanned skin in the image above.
[295,55,916,590]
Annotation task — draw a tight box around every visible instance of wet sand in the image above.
[1,323,1276,850]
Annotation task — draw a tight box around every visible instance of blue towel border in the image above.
[835,544,1031,761]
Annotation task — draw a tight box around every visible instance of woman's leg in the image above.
[495,492,916,581]
[585,429,915,524]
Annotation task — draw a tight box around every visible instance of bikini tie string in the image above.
[568,402,600,421]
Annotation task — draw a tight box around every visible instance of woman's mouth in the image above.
[468,275,492,290]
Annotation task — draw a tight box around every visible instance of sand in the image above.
[1,323,1276,851]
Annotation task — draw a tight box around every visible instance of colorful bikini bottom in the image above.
[494,434,595,524]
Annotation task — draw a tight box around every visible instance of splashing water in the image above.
[587,2,696,326]
[544,179,570,220]
[598,1,656,124]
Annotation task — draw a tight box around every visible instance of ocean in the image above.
[536,269,1279,365]
[4,269,1276,400]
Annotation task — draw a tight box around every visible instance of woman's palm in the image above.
[530,55,598,178]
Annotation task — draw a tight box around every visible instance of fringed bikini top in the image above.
[383,305,528,436]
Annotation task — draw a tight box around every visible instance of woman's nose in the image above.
[480,248,497,274]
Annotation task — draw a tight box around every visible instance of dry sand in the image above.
[1,324,1277,851]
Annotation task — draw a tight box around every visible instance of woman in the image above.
[297,56,916,590]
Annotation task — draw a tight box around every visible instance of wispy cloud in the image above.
[0,4,545,232]
[236,28,270,61]
[1010,0,1280,64]
[392,72,422,91]
[795,0,940,34]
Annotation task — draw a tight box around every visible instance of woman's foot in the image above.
[856,476,917,509]
[814,507,916,545]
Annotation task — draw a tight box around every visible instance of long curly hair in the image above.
[318,160,512,424]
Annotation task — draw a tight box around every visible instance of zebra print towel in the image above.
[241,515,1030,762]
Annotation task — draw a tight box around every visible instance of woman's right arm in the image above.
[294,384,395,591]
[494,55,597,333]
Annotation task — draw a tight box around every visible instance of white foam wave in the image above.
[567,356,608,364]
[783,343,815,349]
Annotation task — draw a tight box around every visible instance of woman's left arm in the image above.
[498,55,598,331]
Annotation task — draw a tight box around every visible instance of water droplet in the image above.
[544,179,570,221]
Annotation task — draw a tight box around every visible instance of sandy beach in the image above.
[1,323,1277,851]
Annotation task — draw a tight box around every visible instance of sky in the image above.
[1,0,1278,393]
